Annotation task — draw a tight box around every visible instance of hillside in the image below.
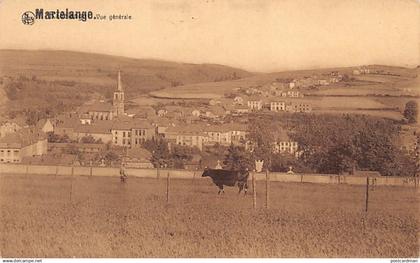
[0,49,252,119]
[150,65,419,99]
[0,50,252,95]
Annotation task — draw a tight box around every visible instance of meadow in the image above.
[0,174,418,258]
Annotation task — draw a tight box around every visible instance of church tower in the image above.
[113,70,125,117]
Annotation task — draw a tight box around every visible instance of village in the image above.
[0,66,418,175]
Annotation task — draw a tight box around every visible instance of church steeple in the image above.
[117,70,123,91]
[113,70,125,117]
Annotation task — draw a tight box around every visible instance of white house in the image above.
[270,101,286,112]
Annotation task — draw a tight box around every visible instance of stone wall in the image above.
[0,163,418,187]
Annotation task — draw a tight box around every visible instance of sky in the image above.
[0,0,419,72]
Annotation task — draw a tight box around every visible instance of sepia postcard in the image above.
[0,0,419,261]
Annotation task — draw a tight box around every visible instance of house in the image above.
[54,117,80,141]
[0,121,22,138]
[192,109,201,118]
[124,147,154,168]
[150,117,178,138]
[286,101,312,113]
[233,96,244,105]
[273,129,299,156]
[225,123,247,145]
[318,79,329,86]
[205,105,226,119]
[111,119,155,148]
[164,106,193,120]
[270,101,286,112]
[166,125,205,151]
[36,118,54,133]
[126,106,156,119]
[289,82,296,89]
[209,99,221,106]
[80,101,114,121]
[157,109,168,117]
[0,128,48,163]
[233,105,249,114]
[75,120,113,144]
[287,90,302,98]
[203,123,247,146]
[79,114,92,125]
[247,97,263,111]
[204,125,231,146]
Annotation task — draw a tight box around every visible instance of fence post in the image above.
[166,172,170,204]
[265,170,270,209]
[252,172,257,210]
[365,176,369,213]
[157,166,160,179]
[90,166,93,177]
[55,166,58,177]
[70,166,74,202]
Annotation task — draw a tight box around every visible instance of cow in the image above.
[202,168,250,195]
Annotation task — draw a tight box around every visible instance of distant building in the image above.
[287,101,312,113]
[233,96,244,105]
[126,106,156,119]
[205,105,226,119]
[36,119,54,133]
[157,109,168,117]
[79,114,92,125]
[0,128,48,163]
[53,117,80,141]
[233,105,249,115]
[111,119,155,148]
[113,70,125,116]
[166,125,205,151]
[273,129,299,156]
[78,70,126,120]
[209,99,221,106]
[317,79,329,86]
[287,90,302,98]
[247,97,263,111]
[203,123,247,146]
[289,82,296,89]
[270,101,286,112]
[192,109,201,118]
[74,121,113,143]
[0,121,22,138]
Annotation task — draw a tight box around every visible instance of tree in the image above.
[143,138,171,168]
[247,118,276,170]
[223,143,253,171]
[80,135,96,144]
[291,114,416,176]
[404,101,418,123]
[104,150,120,166]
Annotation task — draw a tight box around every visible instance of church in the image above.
[79,70,125,121]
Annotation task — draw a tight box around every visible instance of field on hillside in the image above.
[1,174,418,258]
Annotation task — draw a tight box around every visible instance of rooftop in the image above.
[0,128,46,148]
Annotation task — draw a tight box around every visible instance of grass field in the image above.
[0,174,418,258]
